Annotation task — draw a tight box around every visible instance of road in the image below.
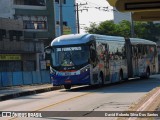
[0,75,160,120]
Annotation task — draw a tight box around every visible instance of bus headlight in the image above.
[80,67,90,73]
[85,68,89,71]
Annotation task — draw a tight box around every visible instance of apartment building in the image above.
[0,0,77,71]
[0,0,77,40]
[0,0,56,72]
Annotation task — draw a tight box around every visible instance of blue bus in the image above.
[45,34,158,89]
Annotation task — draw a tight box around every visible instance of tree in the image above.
[84,22,99,34]
[85,20,119,36]
[85,20,160,42]
[117,20,131,37]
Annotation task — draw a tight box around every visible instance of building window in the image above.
[63,21,67,26]
[56,21,60,25]
[23,21,47,30]
[55,0,66,4]
[14,0,46,6]
[56,21,67,26]
[55,0,59,4]
[63,0,66,4]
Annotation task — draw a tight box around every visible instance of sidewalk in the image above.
[0,74,160,103]
[0,84,62,101]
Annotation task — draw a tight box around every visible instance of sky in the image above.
[76,0,113,33]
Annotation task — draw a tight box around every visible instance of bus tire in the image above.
[64,85,71,90]
[145,67,150,79]
[119,70,123,81]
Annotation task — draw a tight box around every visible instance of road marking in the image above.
[128,88,160,120]
[8,92,92,120]
[35,92,92,111]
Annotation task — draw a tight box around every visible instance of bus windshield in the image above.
[51,46,90,68]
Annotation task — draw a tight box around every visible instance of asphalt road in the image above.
[0,75,160,120]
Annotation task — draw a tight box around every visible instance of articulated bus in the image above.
[157,45,160,72]
[45,34,158,89]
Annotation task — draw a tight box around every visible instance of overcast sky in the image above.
[76,0,113,33]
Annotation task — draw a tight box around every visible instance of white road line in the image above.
[128,88,160,120]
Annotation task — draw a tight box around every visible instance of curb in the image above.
[0,86,62,102]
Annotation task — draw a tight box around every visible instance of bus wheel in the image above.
[145,67,150,79]
[119,70,123,81]
[64,85,71,90]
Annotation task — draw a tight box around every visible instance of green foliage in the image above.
[85,20,160,42]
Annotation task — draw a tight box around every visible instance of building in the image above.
[0,0,77,40]
[0,0,56,71]
[0,17,45,71]
[113,7,160,24]
[0,0,77,87]
[54,0,77,37]
[0,0,55,87]
[113,8,131,24]
[0,17,52,87]
[113,7,160,44]
[14,0,55,45]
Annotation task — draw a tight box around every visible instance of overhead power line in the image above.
[75,2,88,33]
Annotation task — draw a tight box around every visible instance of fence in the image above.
[0,71,51,87]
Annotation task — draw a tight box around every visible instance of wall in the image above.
[0,40,44,52]
[0,71,51,87]
[0,0,14,18]
[0,18,23,30]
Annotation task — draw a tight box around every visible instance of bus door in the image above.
[132,46,139,76]
[90,42,99,84]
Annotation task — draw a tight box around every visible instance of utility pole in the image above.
[76,3,80,33]
[60,0,63,35]
[75,3,88,34]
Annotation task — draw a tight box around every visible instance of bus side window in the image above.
[105,44,109,60]
[142,45,146,56]
[138,45,142,58]
[132,46,136,57]
[122,46,126,59]
[154,46,157,56]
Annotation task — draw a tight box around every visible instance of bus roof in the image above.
[93,34,125,42]
[51,34,94,46]
[130,38,157,45]
[51,34,125,46]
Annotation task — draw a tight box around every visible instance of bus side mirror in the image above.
[45,46,52,54]
[44,46,52,60]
